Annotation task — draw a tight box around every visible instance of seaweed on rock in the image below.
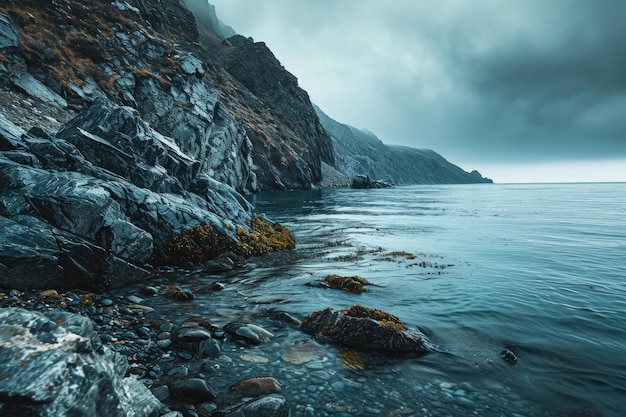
[322,274,370,293]
[301,304,431,353]
[162,216,295,266]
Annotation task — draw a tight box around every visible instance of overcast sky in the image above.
[210,0,626,182]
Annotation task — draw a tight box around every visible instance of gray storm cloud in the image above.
[209,0,626,165]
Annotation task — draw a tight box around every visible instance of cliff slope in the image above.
[315,105,492,184]
[0,0,321,290]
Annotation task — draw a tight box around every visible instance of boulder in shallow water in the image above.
[214,394,289,417]
[301,304,431,353]
[0,308,162,416]
[224,322,274,345]
[230,377,282,398]
[322,274,370,293]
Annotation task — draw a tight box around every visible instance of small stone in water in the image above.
[99,298,114,307]
[125,295,144,304]
[240,353,270,364]
[160,323,174,332]
[500,348,518,364]
[139,286,159,296]
[101,334,117,342]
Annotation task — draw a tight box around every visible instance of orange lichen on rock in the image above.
[235,216,295,257]
[163,216,295,266]
[164,224,235,266]
[341,304,407,330]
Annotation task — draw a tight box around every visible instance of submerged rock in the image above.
[322,274,370,293]
[301,304,431,353]
[281,340,325,365]
[214,394,289,417]
[224,322,274,345]
[171,377,217,403]
[0,308,162,417]
[230,377,282,398]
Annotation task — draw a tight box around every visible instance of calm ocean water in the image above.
[146,183,626,416]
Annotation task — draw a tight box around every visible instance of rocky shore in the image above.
[0,266,435,417]
[0,1,499,416]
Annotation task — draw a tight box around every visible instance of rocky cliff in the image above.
[315,105,492,184]
[0,0,489,291]
[0,0,320,290]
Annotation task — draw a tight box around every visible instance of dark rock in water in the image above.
[268,311,301,326]
[224,321,274,345]
[301,304,431,353]
[322,274,370,293]
[203,255,235,272]
[350,174,392,189]
[161,286,195,301]
[351,174,371,189]
[500,348,518,364]
[230,377,282,398]
[197,338,222,357]
[0,308,162,416]
[174,326,212,344]
[172,326,220,355]
[139,286,160,296]
[171,378,217,403]
[214,394,289,417]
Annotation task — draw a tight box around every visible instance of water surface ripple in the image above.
[144,183,626,417]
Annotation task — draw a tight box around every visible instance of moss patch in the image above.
[162,216,295,266]
[235,216,295,257]
[341,304,407,331]
[164,225,235,266]
[322,275,370,293]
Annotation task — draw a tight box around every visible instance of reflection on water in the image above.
[138,183,626,417]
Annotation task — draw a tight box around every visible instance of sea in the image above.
[141,183,626,417]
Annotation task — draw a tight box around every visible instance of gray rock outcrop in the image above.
[0,307,163,417]
[0,101,252,290]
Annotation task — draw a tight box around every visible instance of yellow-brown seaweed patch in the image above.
[322,274,370,293]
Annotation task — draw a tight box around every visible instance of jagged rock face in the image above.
[315,105,492,184]
[1,0,337,194]
[0,308,162,417]
[0,88,252,290]
[223,35,335,190]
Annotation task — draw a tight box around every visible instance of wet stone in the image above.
[126,295,144,304]
[157,331,171,340]
[160,412,183,417]
[175,326,212,343]
[101,334,117,342]
[167,365,189,377]
[171,378,217,403]
[197,338,221,357]
[161,323,175,332]
[150,385,170,401]
[99,298,114,307]
[139,286,159,296]
[136,326,151,338]
[224,322,274,344]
